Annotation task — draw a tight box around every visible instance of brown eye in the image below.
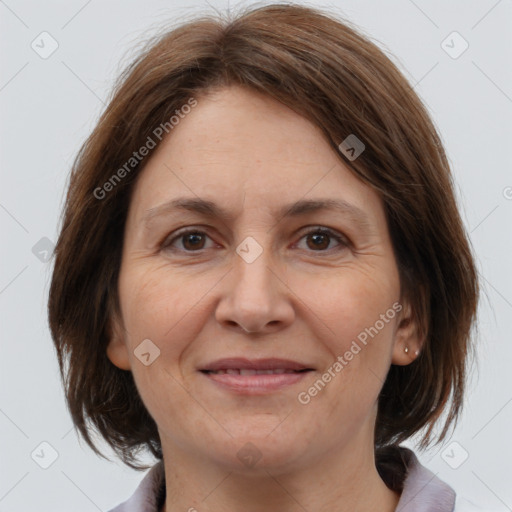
[296,228,348,252]
[162,229,213,252]
[307,232,330,250]
[181,232,206,250]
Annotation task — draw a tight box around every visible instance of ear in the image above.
[105,312,131,371]
[391,299,424,366]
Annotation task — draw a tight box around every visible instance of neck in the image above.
[159,430,401,512]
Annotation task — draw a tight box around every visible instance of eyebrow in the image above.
[142,197,372,232]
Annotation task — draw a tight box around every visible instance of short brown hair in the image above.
[48,2,479,473]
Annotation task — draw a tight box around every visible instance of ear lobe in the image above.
[391,301,424,366]
[105,314,131,371]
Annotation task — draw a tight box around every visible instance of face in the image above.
[107,85,419,473]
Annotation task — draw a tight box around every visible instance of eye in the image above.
[161,229,215,252]
[160,226,349,255]
[294,227,349,253]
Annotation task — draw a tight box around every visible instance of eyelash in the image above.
[160,226,350,255]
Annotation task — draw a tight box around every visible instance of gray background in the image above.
[1,0,511,510]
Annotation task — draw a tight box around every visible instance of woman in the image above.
[48,3,483,511]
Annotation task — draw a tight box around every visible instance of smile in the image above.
[204,368,307,375]
[199,358,314,394]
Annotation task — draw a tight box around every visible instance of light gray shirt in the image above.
[108,447,487,512]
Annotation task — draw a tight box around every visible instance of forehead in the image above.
[127,85,385,228]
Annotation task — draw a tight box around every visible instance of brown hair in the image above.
[48,2,479,480]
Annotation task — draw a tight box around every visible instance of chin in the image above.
[205,424,312,474]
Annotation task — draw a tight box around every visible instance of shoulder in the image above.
[393,446,455,511]
[107,461,165,512]
[392,446,497,512]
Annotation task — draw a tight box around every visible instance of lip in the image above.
[201,357,313,372]
[199,358,314,395]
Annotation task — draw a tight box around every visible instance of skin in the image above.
[107,85,422,512]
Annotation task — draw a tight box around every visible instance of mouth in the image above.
[204,368,310,375]
[199,358,314,394]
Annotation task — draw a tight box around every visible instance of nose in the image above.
[215,239,295,335]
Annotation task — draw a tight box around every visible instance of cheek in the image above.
[302,266,399,350]
[117,266,211,427]
[298,266,399,417]
[118,264,216,366]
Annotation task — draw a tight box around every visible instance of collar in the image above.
[394,447,456,511]
[110,446,455,512]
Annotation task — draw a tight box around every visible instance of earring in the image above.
[404,346,409,354]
